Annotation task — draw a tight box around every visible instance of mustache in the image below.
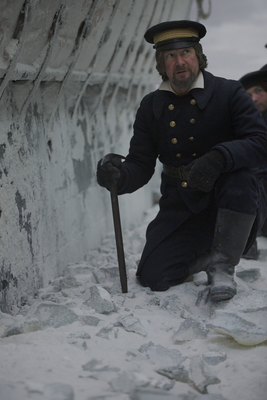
[174,66,191,73]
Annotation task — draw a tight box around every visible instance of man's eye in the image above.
[167,53,173,58]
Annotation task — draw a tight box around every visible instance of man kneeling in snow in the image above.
[97,20,267,302]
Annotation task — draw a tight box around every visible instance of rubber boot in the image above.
[208,208,256,302]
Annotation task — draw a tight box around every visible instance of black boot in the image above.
[208,208,256,302]
[188,208,256,301]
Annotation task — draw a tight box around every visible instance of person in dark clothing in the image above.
[240,64,267,125]
[97,20,267,302]
[239,65,267,243]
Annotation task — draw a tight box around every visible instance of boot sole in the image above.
[210,286,236,302]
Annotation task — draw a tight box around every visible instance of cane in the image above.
[110,184,128,293]
[101,155,128,293]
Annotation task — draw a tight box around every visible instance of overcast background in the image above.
[189,0,267,80]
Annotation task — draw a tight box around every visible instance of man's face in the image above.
[246,85,267,114]
[163,47,199,95]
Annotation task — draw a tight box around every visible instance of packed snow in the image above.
[0,205,267,400]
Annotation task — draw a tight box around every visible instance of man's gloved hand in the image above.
[182,150,225,192]
[97,153,126,190]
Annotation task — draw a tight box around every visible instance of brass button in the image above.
[190,99,196,105]
[170,121,176,127]
[168,104,174,110]
[192,153,197,157]
[189,136,194,141]
[176,153,181,158]
[181,181,188,188]
[190,118,196,124]
[171,138,177,144]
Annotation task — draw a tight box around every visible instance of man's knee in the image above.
[137,263,188,291]
[137,272,170,291]
[215,170,260,214]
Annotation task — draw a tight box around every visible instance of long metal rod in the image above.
[110,185,128,293]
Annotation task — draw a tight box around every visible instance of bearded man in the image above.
[97,20,267,302]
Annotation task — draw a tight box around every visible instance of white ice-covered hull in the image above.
[0,0,193,312]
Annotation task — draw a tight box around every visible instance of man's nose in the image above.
[175,54,185,65]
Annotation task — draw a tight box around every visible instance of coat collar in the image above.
[153,70,215,119]
[190,70,215,110]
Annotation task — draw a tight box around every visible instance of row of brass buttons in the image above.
[168,99,196,110]
[171,137,194,144]
[169,118,195,127]
[175,153,197,158]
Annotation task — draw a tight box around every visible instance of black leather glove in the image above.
[97,153,125,190]
[183,150,225,192]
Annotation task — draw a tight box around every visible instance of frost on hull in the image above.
[0,0,192,313]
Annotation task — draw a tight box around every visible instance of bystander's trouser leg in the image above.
[242,239,259,260]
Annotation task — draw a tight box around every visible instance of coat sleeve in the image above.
[118,93,159,194]
[213,82,267,172]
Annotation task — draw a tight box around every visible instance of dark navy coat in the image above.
[118,70,267,265]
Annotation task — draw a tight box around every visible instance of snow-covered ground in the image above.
[0,205,267,400]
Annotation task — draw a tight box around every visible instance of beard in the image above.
[171,66,197,90]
